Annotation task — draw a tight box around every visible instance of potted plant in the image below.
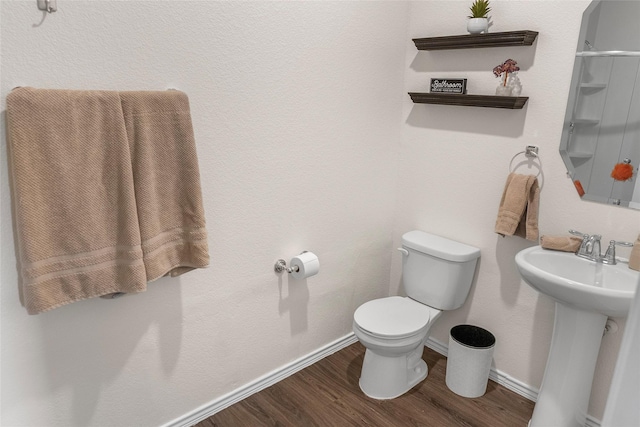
[467,0,490,34]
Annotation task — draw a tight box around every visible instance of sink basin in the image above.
[515,246,639,427]
[515,246,638,317]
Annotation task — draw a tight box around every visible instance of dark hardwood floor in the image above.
[196,342,534,426]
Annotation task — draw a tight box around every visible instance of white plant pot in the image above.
[467,18,488,34]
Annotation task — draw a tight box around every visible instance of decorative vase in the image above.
[495,84,512,96]
[467,18,489,34]
[508,74,522,96]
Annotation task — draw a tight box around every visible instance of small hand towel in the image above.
[540,235,582,252]
[495,173,540,242]
[6,88,147,314]
[119,90,209,281]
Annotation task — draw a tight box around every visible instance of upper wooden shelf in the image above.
[413,31,539,51]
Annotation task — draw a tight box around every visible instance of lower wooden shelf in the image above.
[408,92,529,109]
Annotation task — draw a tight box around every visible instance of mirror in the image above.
[559,0,640,209]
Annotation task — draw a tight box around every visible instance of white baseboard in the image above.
[162,333,601,427]
[425,337,602,427]
[161,333,358,427]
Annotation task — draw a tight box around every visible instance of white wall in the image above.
[1,1,639,426]
[397,0,640,420]
[0,1,409,426]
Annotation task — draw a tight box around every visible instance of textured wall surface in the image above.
[0,2,408,425]
[1,1,639,426]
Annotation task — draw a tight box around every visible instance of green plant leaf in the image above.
[468,0,491,18]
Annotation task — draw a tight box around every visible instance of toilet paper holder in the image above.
[274,251,308,274]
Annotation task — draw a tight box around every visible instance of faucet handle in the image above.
[603,240,634,265]
[569,229,589,239]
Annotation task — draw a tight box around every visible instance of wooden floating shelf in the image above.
[413,31,539,51]
[408,93,528,109]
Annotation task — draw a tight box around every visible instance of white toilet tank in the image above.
[401,230,480,310]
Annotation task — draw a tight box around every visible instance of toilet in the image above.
[353,230,481,399]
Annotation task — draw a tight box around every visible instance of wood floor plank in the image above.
[197,343,534,426]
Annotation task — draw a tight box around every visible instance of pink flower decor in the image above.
[493,59,520,86]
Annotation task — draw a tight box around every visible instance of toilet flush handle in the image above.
[397,247,409,256]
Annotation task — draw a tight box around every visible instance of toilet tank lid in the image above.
[402,230,481,262]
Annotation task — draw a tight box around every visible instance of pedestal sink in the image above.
[515,246,639,427]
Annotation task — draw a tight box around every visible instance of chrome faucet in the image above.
[569,230,600,261]
[569,230,633,264]
[584,234,602,261]
[569,230,602,261]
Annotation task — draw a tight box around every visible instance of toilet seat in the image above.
[354,296,433,339]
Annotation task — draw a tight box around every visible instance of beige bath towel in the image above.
[7,88,147,314]
[6,88,209,314]
[119,90,209,280]
[495,173,540,241]
[540,235,582,252]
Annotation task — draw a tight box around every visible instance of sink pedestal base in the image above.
[530,302,607,427]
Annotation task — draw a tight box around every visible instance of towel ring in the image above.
[509,145,543,183]
[509,145,542,175]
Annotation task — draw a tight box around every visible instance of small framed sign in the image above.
[430,78,467,94]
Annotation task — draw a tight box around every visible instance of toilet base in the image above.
[358,346,428,399]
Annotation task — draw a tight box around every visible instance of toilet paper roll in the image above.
[290,252,320,280]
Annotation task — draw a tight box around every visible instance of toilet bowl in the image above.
[353,296,442,399]
[352,230,480,400]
